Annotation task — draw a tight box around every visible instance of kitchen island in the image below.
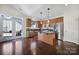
[38,32,56,46]
[26,27,57,46]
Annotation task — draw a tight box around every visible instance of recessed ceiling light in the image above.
[65,4,68,6]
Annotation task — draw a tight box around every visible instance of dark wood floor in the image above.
[0,36,79,55]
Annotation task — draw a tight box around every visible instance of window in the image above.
[3,20,12,37]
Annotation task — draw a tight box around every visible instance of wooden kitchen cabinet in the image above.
[38,32,56,46]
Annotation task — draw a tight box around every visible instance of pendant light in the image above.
[40,12,43,20]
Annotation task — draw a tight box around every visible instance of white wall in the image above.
[22,17,26,37]
[64,5,79,45]
[0,17,3,39]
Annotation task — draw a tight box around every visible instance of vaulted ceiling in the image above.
[12,4,66,20]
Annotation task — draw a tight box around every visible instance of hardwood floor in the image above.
[0,36,79,55]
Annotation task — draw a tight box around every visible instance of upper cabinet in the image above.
[50,17,63,23]
[26,18,32,27]
[36,17,64,28]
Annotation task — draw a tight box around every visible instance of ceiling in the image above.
[12,4,66,20]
